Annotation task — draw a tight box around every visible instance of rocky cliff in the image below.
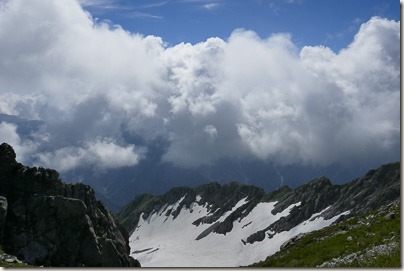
[0,143,140,267]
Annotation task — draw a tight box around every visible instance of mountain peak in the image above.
[305,176,332,189]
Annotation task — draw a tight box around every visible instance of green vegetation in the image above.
[0,246,32,267]
[250,201,400,267]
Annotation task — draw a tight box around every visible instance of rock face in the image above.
[0,196,7,244]
[0,143,140,267]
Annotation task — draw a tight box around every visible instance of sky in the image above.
[80,0,400,51]
[0,0,400,206]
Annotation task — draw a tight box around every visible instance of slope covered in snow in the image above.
[129,196,347,267]
[121,162,400,267]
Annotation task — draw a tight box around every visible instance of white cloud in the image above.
[35,138,142,172]
[0,0,399,171]
[0,122,21,150]
[128,11,163,19]
[78,0,115,7]
[203,3,219,10]
[0,122,37,163]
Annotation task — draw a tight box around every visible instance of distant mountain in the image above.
[119,162,400,267]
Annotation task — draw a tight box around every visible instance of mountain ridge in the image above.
[119,161,400,267]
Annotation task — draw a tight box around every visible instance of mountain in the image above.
[119,162,400,267]
[0,143,140,267]
[251,199,400,267]
[71,154,384,212]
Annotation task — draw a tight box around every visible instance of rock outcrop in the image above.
[0,143,140,267]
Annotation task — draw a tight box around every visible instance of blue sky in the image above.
[81,0,400,51]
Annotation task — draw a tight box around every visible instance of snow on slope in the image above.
[129,196,349,267]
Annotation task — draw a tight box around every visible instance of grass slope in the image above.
[250,200,400,268]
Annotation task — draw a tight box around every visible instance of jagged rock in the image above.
[0,143,140,267]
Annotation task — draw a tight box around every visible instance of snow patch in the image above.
[129,199,349,267]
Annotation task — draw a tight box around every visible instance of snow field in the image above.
[129,195,350,267]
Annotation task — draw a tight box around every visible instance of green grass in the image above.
[250,202,400,267]
[0,246,32,268]
[0,261,31,268]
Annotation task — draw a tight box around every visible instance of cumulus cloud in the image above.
[0,0,399,172]
[35,138,142,172]
[0,122,37,163]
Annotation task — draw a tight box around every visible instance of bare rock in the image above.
[384,212,395,220]
[0,196,7,243]
[0,143,140,267]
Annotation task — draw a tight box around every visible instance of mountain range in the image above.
[0,142,400,267]
[119,161,400,267]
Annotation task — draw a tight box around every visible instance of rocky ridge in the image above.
[0,143,140,267]
[317,200,400,267]
[120,161,400,245]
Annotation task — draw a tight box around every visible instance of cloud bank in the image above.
[0,0,400,172]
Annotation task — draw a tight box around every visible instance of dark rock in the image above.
[195,222,220,240]
[245,230,266,244]
[384,212,395,220]
[0,143,140,267]
[0,196,7,243]
[280,233,306,251]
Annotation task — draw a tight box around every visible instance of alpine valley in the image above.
[119,161,400,267]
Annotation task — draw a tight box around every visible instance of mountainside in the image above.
[0,143,140,267]
[251,199,400,267]
[119,161,400,267]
